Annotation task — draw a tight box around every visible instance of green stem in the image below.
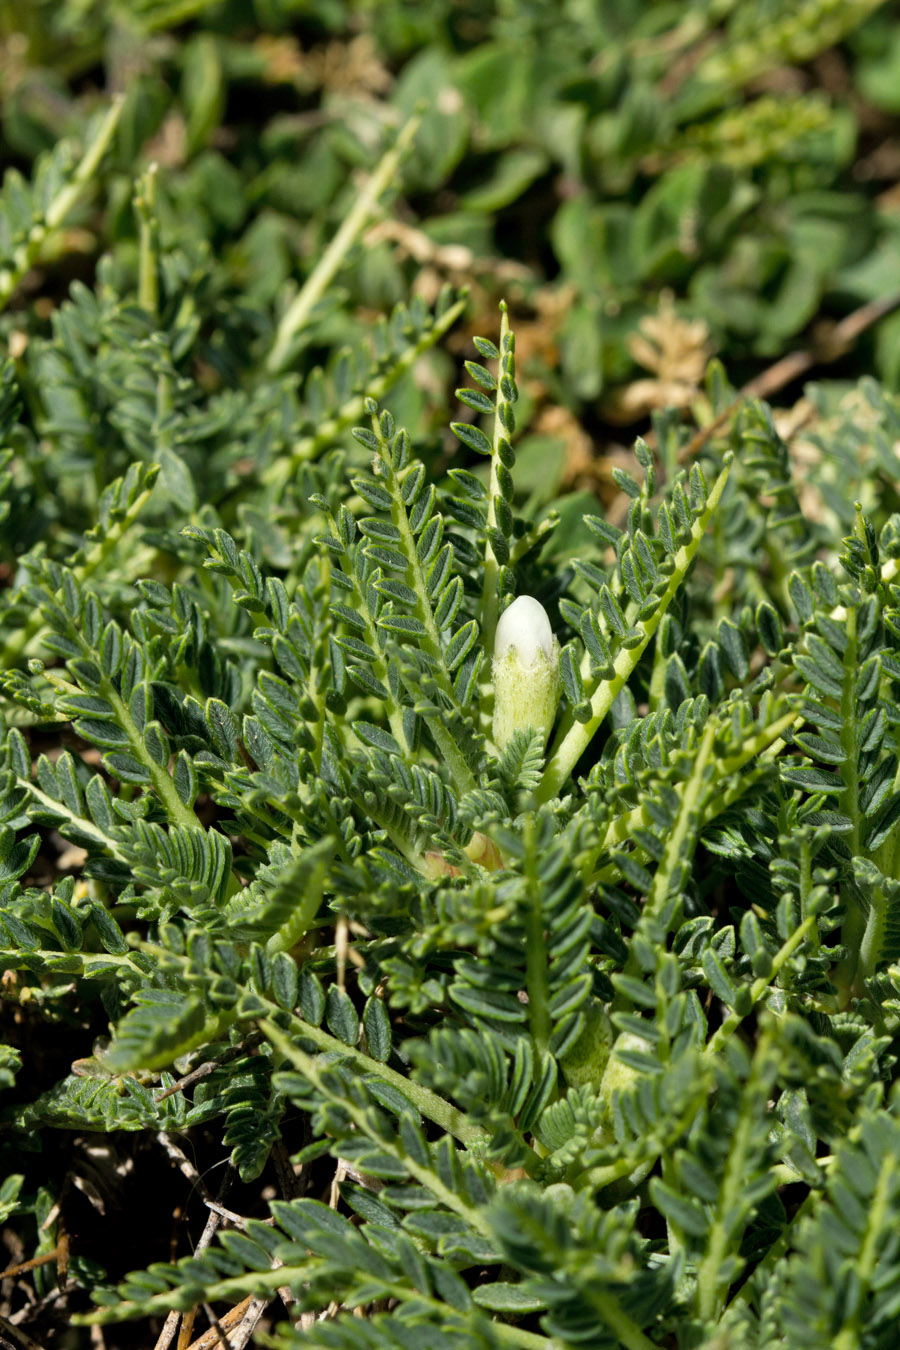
[581,1288,661,1350]
[265,843,333,956]
[588,709,798,885]
[0,466,160,669]
[857,894,888,989]
[706,910,820,1055]
[797,833,820,956]
[261,1015,488,1149]
[380,437,476,795]
[476,1326,556,1350]
[263,295,467,492]
[696,1028,775,1322]
[89,1264,560,1347]
[0,98,123,312]
[576,1067,711,1196]
[266,114,421,374]
[265,1023,492,1235]
[347,788,430,874]
[0,947,147,980]
[538,457,732,801]
[134,163,159,319]
[509,511,559,566]
[17,778,128,862]
[332,539,410,756]
[647,636,667,714]
[97,674,199,834]
[480,302,510,657]
[635,719,717,939]
[523,820,550,1056]
[834,603,866,997]
[832,1154,896,1350]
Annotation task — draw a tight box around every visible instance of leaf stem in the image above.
[832,1155,897,1350]
[523,819,551,1056]
[706,910,821,1055]
[261,1015,488,1149]
[266,113,421,374]
[264,294,468,490]
[0,98,123,313]
[0,466,160,669]
[134,163,159,319]
[538,457,732,801]
[266,1022,493,1235]
[480,302,510,657]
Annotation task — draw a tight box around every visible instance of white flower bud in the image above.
[492,595,560,751]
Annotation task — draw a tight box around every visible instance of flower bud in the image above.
[558,1000,614,1089]
[492,595,560,751]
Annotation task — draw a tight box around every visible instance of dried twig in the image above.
[155,1036,263,1103]
[201,1302,230,1349]
[152,1161,237,1350]
[153,1309,182,1350]
[202,1200,269,1229]
[672,289,900,464]
[156,1133,210,1198]
[0,1245,62,1282]
[0,1313,44,1350]
[182,1297,255,1350]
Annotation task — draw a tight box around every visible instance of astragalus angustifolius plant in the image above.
[4,164,900,1350]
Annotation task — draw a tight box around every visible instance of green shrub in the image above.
[3,5,900,1347]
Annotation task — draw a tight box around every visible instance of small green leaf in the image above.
[450,422,492,455]
[325,986,359,1046]
[473,1283,548,1313]
[363,996,391,1062]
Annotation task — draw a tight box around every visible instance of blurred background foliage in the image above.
[3,0,900,528]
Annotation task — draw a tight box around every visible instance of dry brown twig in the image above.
[0,1313,44,1350]
[155,1036,263,1104]
[672,289,900,464]
[181,1296,266,1350]
[0,1241,65,1283]
[151,1162,238,1350]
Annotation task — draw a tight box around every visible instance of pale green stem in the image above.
[0,467,160,669]
[589,708,799,886]
[0,947,146,979]
[479,302,510,657]
[95,676,199,833]
[696,1028,775,1322]
[265,1022,493,1234]
[523,820,550,1056]
[834,603,868,997]
[576,1068,712,1195]
[636,719,717,937]
[646,636,667,714]
[266,114,421,374]
[580,1288,661,1350]
[379,437,476,794]
[261,1016,488,1149]
[89,1267,561,1348]
[17,778,128,862]
[265,850,331,956]
[706,910,820,1055]
[331,540,410,755]
[135,163,159,319]
[263,295,468,491]
[509,510,559,565]
[538,457,732,801]
[0,98,124,312]
[141,0,224,29]
[832,1155,896,1350]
